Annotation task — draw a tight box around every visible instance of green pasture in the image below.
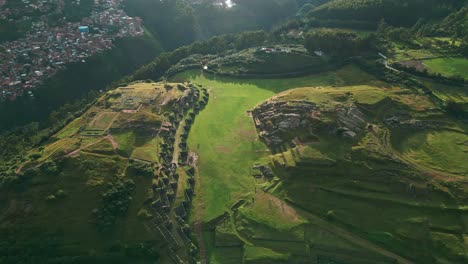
[423,57,468,79]
[171,65,375,222]
[396,130,468,176]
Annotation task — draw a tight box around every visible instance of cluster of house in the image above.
[0,0,144,101]
[256,47,291,54]
[0,0,55,20]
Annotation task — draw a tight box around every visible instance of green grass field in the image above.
[131,136,160,163]
[419,78,468,103]
[177,73,274,222]
[244,245,289,263]
[89,112,118,130]
[274,85,388,106]
[1,153,154,260]
[170,66,385,263]
[424,57,468,79]
[396,130,468,176]
[112,130,136,156]
[172,66,375,222]
[55,117,86,139]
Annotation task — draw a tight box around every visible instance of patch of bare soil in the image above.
[259,192,300,222]
[215,145,232,154]
[106,134,119,149]
[398,59,427,72]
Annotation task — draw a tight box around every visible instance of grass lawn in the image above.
[423,57,468,79]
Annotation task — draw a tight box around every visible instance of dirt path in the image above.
[172,119,186,165]
[106,134,119,149]
[286,200,415,264]
[191,152,207,264]
[380,129,466,182]
[16,138,84,174]
[64,137,106,158]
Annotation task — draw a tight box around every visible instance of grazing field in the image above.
[171,66,390,263]
[419,78,468,103]
[112,130,136,156]
[243,245,289,263]
[423,57,468,79]
[238,192,306,231]
[275,85,388,106]
[175,73,274,222]
[172,66,376,222]
[131,135,160,162]
[55,117,86,139]
[89,112,118,130]
[396,130,468,176]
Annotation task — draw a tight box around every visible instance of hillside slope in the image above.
[169,48,467,263]
[309,0,465,26]
[0,81,207,263]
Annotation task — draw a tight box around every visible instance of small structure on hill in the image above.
[79,26,89,33]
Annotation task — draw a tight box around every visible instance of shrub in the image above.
[128,160,154,177]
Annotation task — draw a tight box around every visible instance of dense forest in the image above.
[124,0,303,48]
[304,28,370,55]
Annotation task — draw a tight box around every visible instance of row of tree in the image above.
[304,28,371,56]
[128,30,270,81]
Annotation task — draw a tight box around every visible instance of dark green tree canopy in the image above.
[304,28,367,56]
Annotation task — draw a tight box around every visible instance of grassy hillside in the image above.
[309,0,463,26]
[169,65,434,264]
[253,83,468,263]
[162,29,468,261]
[423,57,468,79]
[1,24,467,263]
[0,82,204,263]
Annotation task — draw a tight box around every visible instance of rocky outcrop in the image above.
[335,105,367,139]
[252,100,369,148]
[252,100,317,147]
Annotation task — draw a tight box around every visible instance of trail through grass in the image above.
[397,130,468,176]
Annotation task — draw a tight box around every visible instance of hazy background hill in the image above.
[308,0,467,26]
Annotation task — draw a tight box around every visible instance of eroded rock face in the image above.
[252,100,368,148]
[252,100,317,147]
[335,106,367,139]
